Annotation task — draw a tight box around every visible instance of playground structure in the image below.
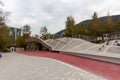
[26,37,120,64]
[46,37,120,64]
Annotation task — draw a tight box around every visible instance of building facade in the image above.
[9,27,23,42]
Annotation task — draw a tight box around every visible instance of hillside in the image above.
[55,15,120,37]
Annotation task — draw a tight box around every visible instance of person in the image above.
[99,48,101,50]
[102,45,104,48]
[11,47,15,53]
[106,40,109,45]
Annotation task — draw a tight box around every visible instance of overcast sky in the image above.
[2,0,120,35]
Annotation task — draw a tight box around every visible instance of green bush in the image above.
[91,40,105,44]
[2,48,10,52]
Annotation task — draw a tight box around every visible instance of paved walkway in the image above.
[18,51,120,80]
[0,52,106,80]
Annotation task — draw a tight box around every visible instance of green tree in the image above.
[88,12,100,41]
[16,34,29,48]
[40,33,54,40]
[23,24,31,35]
[40,26,48,36]
[16,24,31,48]
[114,20,120,31]
[0,1,10,51]
[40,26,50,40]
[103,13,114,40]
[76,23,87,38]
[0,26,10,51]
[65,16,76,37]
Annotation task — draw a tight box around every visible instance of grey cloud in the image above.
[4,0,120,34]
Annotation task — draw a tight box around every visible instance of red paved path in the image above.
[17,51,120,80]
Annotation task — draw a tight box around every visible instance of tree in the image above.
[40,26,48,36]
[40,26,53,40]
[0,1,10,51]
[0,26,10,51]
[16,34,29,48]
[114,20,120,31]
[40,33,53,40]
[16,24,31,48]
[76,23,87,38]
[88,12,100,41]
[103,13,114,40]
[23,24,31,35]
[65,16,76,37]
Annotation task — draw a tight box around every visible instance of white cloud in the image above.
[2,0,120,35]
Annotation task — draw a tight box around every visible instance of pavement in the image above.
[0,52,106,80]
[18,51,120,80]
